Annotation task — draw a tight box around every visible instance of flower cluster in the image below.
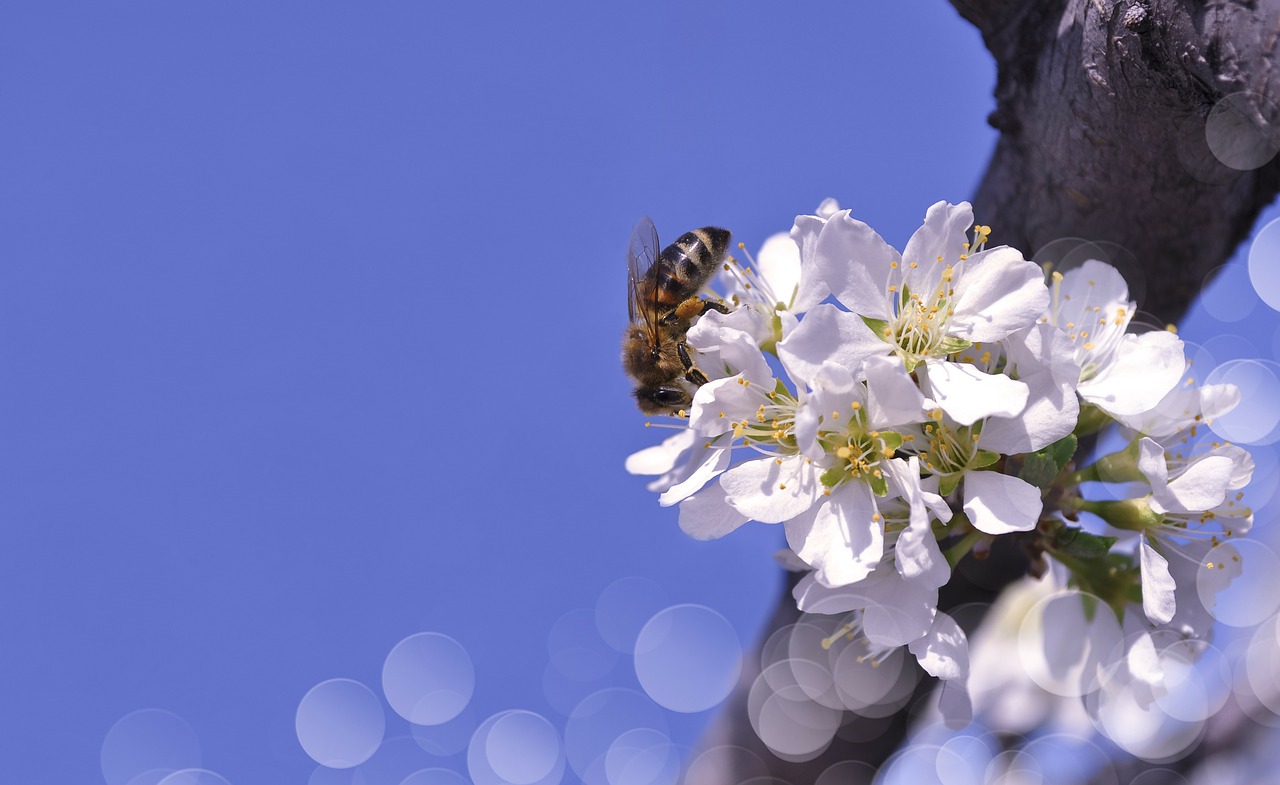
[627,201,1255,731]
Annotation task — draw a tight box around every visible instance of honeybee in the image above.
[623,216,732,414]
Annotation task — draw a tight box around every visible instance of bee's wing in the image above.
[627,215,660,327]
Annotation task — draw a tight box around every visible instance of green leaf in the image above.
[880,432,904,452]
[938,472,961,497]
[861,316,890,339]
[820,467,845,488]
[1018,454,1060,489]
[1017,434,1078,489]
[971,449,1000,469]
[869,473,888,497]
[1054,528,1117,561]
[1043,434,1078,473]
[937,336,973,356]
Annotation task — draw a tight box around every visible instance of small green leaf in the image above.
[869,473,888,496]
[1043,434,1078,473]
[1017,434,1078,489]
[861,316,890,338]
[971,450,1001,469]
[937,336,973,356]
[938,472,961,497]
[1018,454,1060,489]
[880,432,904,452]
[1054,528,1117,561]
[820,467,845,488]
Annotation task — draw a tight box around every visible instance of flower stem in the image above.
[944,528,987,568]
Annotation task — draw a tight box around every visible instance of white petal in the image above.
[963,471,1042,534]
[860,571,938,647]
[1125,630,1165,688]
[754,233,802,308]
[864,354,927,430]
[909,612,970,682]
[759,230,830,314]
[978,369,1079,454]
[1137,437,1170,491]
[658,444,730,506]
[1079,331,1186,417]
[785,481,884,588]
[625,429,695,476]
[948,247,1051,342]
[1156,454,1234,514]
[792,572,860,615]
[815,197,841,220]
[937,680,973,729]
[923,360,1029,425]
[678,482,752,540]
[720,453,822,523]
[1140,538,1176,625]
[809,210,899,318]
[901,201,974,272]
[888,458,950,589]
[686,320,775,387]
[777,303,884,384]
[1002,323,1082,388]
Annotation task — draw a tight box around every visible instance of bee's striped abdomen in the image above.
[644,227,730,307]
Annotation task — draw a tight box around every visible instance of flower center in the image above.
[818,402,901,492]
[919,411,979,478]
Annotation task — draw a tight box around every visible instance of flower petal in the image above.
[948,247,1050,342]
[777,303,883,383]
[963,470,1042,534]
[923,359,1029,425]
[678,482,752,540]
[625,429,695,476]
[901,201,974,272]
[658,443,730,506]
[864,354,927,430]
[978,368,1078,454]
[1079,330,1186,417]
[720,453,822,523]
[1139,538,1176,625]
[784,481,883,588]
[909,611,970,682]
[808,210,899,318]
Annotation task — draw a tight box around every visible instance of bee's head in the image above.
[634,385,691,415]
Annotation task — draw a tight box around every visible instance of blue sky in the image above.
[3,3,1278,784]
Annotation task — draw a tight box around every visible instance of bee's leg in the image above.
[664,297,729,327]
[677,343,711,386]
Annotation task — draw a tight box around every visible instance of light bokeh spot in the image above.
[1205,92,1280,171]
[101,709,202,785]
[633,604,741,713]
[1197,539,1280,628]
[382,632,475,726]
[604,727,680,785]
[595,576,670,654]
[399,769,470,785]
[154,770,233,785]
[1204,359,1280,445]
[1249,216,1280,312]
[482,710,563,785]
[295,678,385,768]
[564,688,669,785]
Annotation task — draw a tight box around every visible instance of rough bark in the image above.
[697,1,1280,781]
